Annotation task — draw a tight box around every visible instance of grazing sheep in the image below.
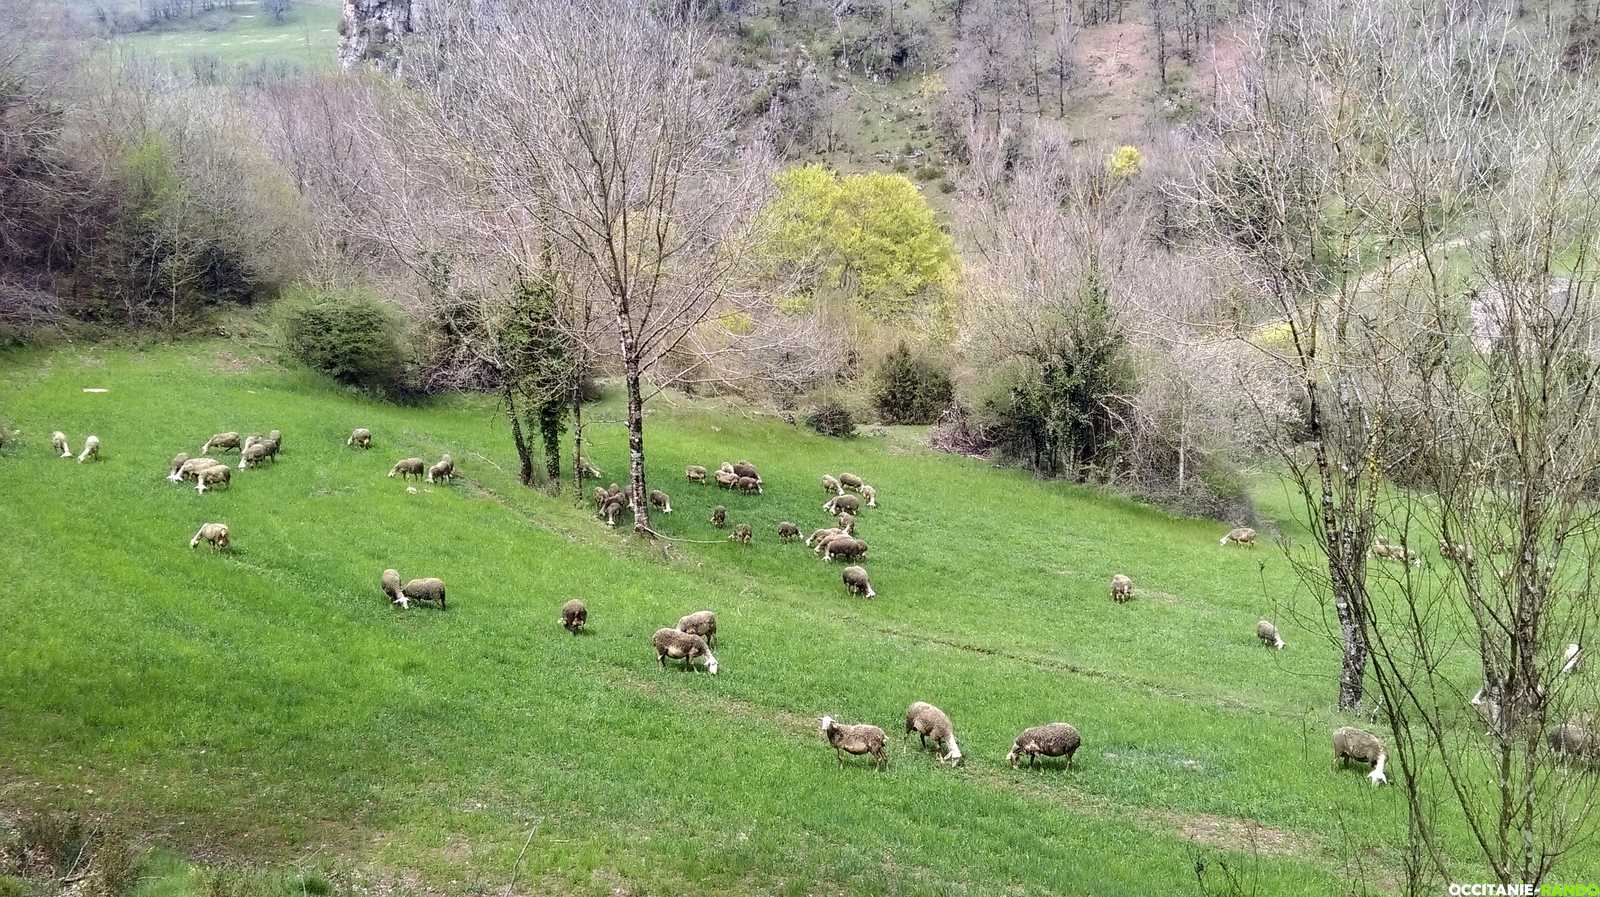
[600,495,626,527]
[807,526,843,548]
[398,577,447,610]
[381,569,402,603]
[823,493,861,515]
[577,455,602,479]
[714,469,738,489]
[836,512,856,535]
[1110,574,1133,603]
[649,489,673,513]
[1561,642,1583,676]
[819,716,887,769]
[560,598,588,634]
[861,484,878,508]
[77,435,100,463]
[710,505,727,528]
[685,465,707,483]
[823,536,867,562]
[348,428,373,448]
[1440,541,1474,564]
[1549,719,1599,761]
[427,453,455,484]
[200,432,241,455]
[1008,723,1081,769]
[388,458,425,480]
[243,434,266,452]
[51,431,70,458]
[606,482,624,498]
[593,486,608,510]
[717,461,734,474]
[732,460,760,481]
[652,627,718,674]
[167,452,191,479]
[266,429,281,451]
[777,521,801,542]
[239,441,274,469]
[189,522,230,550]
[1332,726,1388,786]
[173,456,223,482]
[676,610,717,648]
[843,565,876,599]
[904,702,962,765]
[838,472,863,492]
[196,464,230,493]
[735,475,763,495]
[1256,619,1286,650]
[821,474,843,495]
[1220,526,1257,547]
[1371,536,1420,566]
[730,523,752,545]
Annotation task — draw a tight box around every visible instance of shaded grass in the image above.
[115,1,340,69]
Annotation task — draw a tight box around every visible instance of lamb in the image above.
[676,610,717,647]
[652,627,718,674]
[388,458,425,480]
[1220,526,1257,547]
[823,493,861,515]
[821,474,843,495]
[195,464,230,493]
[167,452,191,479]
[1110,574,1133,603]
[348,428,373,449]
[823,536,867,562]
[714,469,738,489]
[777,521,801,542]
[904,702,962,765]
[731,460,761,481]
[77,435,100,463]
[836,512,856,535]
[381,569,402,603]
[838,472,863,492]
[649,490,673,514]
[200,432,241,455]
[730,523,752,545]
[1256,619,1287,650]
[397,577,447,610]
[1332,726,1388,786]
[735,475,763,495]
[51,431,70,458]
[685,465,707,484]
[1007,722,1081,769]
[843,565,876,599]
[819,716,886,769]
[238,441,274,469]
[710,505,727,528]
[560,599,588,634]
[426,453,455,484]
[861,484,878,508]
[173,456,222,482]
[189,522,230,550]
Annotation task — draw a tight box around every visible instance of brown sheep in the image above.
[1110,574,1133,603]
[560,599,588,634]
[842,565,876,599]
[676,610,717,648]
[1220,526,1257,548]
[819,716,886,769]
[388,458,425,480]
[1008,723,1081,769]
[649,489,673,514]
[730,523,752,545]
[710,505,727,528]
[777,521,801,542]
[652,628,718,674]
[1332,727,1388,786]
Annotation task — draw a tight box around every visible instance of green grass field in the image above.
[116,2,340,69]
[0,339,1593,895]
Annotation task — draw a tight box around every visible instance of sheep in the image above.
[388,458,425,480]
[649,489,673,514]
[196,464,231,493]
[861,484,878,508]
[652,627,718,674]
[266,429,281,452]
[676,610,717,648]
[348,428,373,449]
[1110,574,1133,603]
[777,521,801,542]
[843,565,876,599]
[714,469,738,489]
[167,452,191,479]
[710,505,727,528]
[243,434,267,452]
[735,475,763,495]
[577,455,602,479]
[600,495,626,527]
[904,702,962,765]
[823,536,867,563]
[50,431,70,458]
[732,460,760,481]
[1256,619,1286,650]
[1007,722,1081,769]
[1371,536,1420,566]
[1332,726,1388,786]
[426,453,455,484]
[238,441,274,470]
[836,512,856,535]
[838,472,863,492]
[1549,719,1599,762]
[381,568,402,603]
[808,527,844,552]
[1561,642,1583,676]
[717,461,735,474]
[1220,526,1257,547]
[200,432,241,455]
[189,522,230,550]
[686,464,707,484]
[730,523,752,545]
[823,493,861,515]
[821,474,843,495]
[819,716,886,769]
[560,598,588,634]
[606,482,624,498]
[398,577,447,610]
[1440,541,1474,564]
[173,456,223,482]
[77,435,100,463]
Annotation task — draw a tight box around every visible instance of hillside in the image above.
[0,340,1572,894]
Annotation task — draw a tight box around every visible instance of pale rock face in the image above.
[338,0,434,71]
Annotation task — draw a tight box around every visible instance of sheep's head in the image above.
[703,652,719,675]
[1006,744,1021,767]
[819,715,835,735]
[1367,753,1388,787]
[943,740,964,766]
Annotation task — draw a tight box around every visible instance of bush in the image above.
[805,396,857,438]
[282,290,405,391]
[871,341,954,424]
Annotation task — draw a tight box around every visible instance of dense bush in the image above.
[871,341,954,424]
[805,395,857,438]
[282,290,404,391]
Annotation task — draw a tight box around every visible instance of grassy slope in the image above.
[116,2,341,69]
[1,340,1584,894]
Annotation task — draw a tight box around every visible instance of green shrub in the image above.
[281,290,404,391]
[871,341,954,424]
[805,396,857,438]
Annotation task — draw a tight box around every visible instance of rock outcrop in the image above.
[338,0,434,71]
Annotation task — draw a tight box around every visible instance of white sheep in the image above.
[76,435,100,463]
[51,431,71,458]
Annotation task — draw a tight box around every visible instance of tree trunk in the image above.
[505,384,535,486]
[570,378,584,501]
[540,400,563,487]
[624,364,649,534]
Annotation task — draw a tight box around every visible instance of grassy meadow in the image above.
[0,338,1593,894]
[116,2,341,69]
